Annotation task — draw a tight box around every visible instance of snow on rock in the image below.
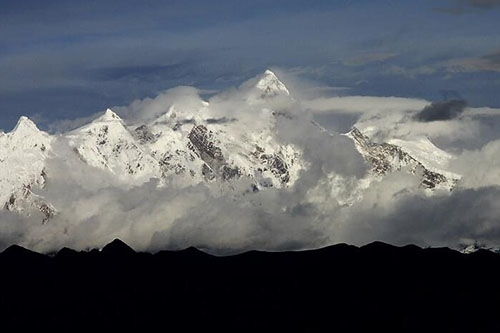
[254,70,290,97]
[347,127,460,191]
[240,69,291,102]
[387,137,461,180]
[0,116,55,222]
[66,109,161,185]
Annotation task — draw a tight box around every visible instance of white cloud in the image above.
[303,96,428,115]
[115,86,205,123]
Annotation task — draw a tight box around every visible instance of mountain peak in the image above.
[94,109,123,123]
[254,69,290,97]
[264,69,277,77]
[12,116,40,134]
[1,244,44,260]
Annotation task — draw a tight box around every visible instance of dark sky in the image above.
[1,0,500,130]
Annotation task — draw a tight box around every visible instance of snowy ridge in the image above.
[347,127,459,191]
[387,137,461,180]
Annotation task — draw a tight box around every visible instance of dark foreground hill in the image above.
[1,241,500,332]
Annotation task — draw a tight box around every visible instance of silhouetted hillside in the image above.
[1,241,500,332]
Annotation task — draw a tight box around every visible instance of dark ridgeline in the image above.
[1,240,500,332]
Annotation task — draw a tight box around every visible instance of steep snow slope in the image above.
[387,137,461,180]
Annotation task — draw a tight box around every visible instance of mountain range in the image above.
[0,70,461,223]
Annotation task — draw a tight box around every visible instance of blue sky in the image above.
[1,0,499,130]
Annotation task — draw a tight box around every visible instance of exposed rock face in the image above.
[254,147,290,185]
[188,125,225,167]
[188,125,240,181]
[134,125,158,144]
[3,177,56,224]
[348,127,459,190]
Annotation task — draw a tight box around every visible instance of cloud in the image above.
[2,132,361,253]
[47,112,103,133]
[448,51,500,73]
[339,183,500,248]
[303,96,428,115]
[343,53,398,66]
[3,0,500,130]
[0,74,370,253]
[451,139,500,188]
[436,0,500,14]
[304,91,500,152]
[90,63,192,81]
[386,65,438,78]
[414,99,467,122]
[464,0,500,8]
[115,86,205,123]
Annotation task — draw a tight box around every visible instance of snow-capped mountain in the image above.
[66,109,161,185]
[0,117,55,223]
[242,69,290,99]
[347,127,460,191]
[0,70,462,222]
